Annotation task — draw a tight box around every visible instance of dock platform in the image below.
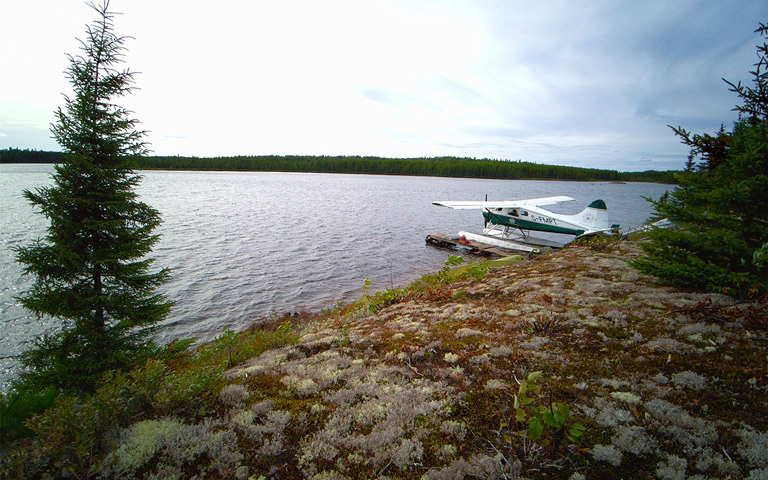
[425,232,540,257]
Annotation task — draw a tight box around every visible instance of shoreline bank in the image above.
[4,237,766,479]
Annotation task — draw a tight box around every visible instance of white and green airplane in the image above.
[432,196,619,250]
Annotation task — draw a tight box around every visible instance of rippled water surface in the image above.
[0,164,673,389]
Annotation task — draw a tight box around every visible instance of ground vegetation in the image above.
[2,237,766,479]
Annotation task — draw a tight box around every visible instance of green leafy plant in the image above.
[277,319,293,336]
[0,386,57,443]
[358,276,410,314]
[444,254,466,268]
[354,254,495,315]
[439,255,494,282]
[196,322,298,369]
[465,261,491,281]
[509,371,586,458]
[338,323,351,347]
[219,328,239,367]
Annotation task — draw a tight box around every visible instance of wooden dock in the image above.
[425,232,535,257]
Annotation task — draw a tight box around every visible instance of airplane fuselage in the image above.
[482,207,586,236]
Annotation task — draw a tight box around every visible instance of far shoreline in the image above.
[0,149,679,184]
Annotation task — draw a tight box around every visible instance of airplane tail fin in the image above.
[577,199,616,233]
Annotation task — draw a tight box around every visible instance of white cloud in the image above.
[1,0,764,170]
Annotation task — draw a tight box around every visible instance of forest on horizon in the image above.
[0,148,679,183]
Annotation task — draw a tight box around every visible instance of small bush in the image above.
[0,386,57,443]
[23,395,106,478]
[197,321,298,368]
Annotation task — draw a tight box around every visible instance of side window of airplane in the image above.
[496,208,503,212]
[521,210,529,216]
[509,209,519,217]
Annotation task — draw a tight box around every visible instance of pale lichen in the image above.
[591,444,622,466]
[610,391,642,405]
[671,371,708,390]
[484,379,508,390]
[656,454,688,480]
[444,352,460,364]
[611,425,658,456]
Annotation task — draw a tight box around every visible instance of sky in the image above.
[1,1,766,171]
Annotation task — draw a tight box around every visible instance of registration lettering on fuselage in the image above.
[530,214,555,224]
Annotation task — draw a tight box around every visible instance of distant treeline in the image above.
[0,149,63,164]
[1,148,679,183]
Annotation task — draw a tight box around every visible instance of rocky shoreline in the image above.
[222,238,768,478]
[218,238,768,478]
[6,238,767,479]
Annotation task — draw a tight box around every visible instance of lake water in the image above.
[0,164,673,390]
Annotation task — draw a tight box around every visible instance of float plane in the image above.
[431,196,619,252]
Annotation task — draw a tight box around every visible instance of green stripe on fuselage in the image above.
[483,211,585,236]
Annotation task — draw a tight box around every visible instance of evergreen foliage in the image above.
[134,154,679,183]
[1,148,678,184]
[633,23,768,297]
[0,148,64,164]
[13,0,171,393]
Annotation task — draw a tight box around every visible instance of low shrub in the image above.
[0,386,57,444]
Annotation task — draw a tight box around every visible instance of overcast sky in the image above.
[1,1,765,171]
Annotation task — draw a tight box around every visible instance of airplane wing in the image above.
[432,196,574,209]
[516,196,575,206]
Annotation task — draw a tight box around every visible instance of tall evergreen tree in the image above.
[15,0,172,392]
[632,24,768,297]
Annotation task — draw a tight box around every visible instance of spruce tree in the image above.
[632,24,768,297]
[15,0,172,392]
